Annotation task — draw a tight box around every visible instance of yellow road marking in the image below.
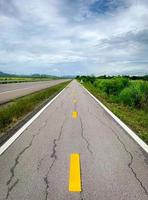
[69,153,81,192]
[73,99,77,104]
[72,111,78,119]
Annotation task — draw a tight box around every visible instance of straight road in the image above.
[0,79,69,104]
[0,80,147,200]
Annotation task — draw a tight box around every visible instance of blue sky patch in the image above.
[89,0,126,15]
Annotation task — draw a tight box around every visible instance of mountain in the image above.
[0,71,15,77]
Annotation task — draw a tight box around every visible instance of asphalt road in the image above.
[0,79,69,104]
[0,80,148,200]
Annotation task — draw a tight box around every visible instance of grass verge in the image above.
[0,76,58,84]
[82,82,148,144]
[0,81,70,138]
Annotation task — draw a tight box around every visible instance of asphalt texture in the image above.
[0,79,69,104]
[0,80,147,200]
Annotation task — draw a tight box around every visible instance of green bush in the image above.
[94,78,129,95]
[119,81,148,109]
[139,81,148,109]
[80,76,147,109]
[119,86,140,107]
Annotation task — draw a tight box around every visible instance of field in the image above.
[77,76,148,144]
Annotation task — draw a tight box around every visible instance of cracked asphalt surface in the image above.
[0,80,148,200]
[0,79,69,104]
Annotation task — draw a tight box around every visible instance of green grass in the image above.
[0,81,70,135]
[81,80,148,144]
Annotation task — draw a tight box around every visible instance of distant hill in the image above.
[0,71,58,78]
[0,71,15,77]
[0,71,74,79]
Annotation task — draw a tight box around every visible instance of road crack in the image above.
[4,99,66,200]
[87,107,107,128]
[43,175,50,200]
[87,106,148,195]
[5,120,48,200]
[80,117,93,155]
[50,139,57,160]
[5,134,36,199]
[80,192,84,200]
[6,179,19,200]
[43,116,66,200]
[113,131,148,196]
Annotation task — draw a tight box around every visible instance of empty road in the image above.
[0,80,148,200]
[0,79,69,104]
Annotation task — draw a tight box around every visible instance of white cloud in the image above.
[0,0,148,75]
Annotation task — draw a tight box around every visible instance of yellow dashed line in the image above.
[72,111,78,119]
[69,153,81,192]
[73,99,77,104]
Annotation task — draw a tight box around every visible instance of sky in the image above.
[0,0,148,76]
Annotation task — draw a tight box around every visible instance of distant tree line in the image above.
[76,75,148,81]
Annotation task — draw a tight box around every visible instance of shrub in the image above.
[119,81,148,109]
[139,81,148,109]
[94,78,129,96]
[119,86,140,107]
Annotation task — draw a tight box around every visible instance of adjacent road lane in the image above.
[0,79,69,104]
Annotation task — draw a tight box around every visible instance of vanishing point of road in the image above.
[0,80,147,200]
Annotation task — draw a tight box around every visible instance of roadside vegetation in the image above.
[0,81,70,137]
[76,76,148,144]
[0,76,54,84]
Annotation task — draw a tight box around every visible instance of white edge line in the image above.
[81,84,148,154]
[0,86,67,155]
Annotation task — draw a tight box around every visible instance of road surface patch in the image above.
[69,153,81,192]
[72,91,76,96]
[72,111,78,119]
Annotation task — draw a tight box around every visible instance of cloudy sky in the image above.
[0,0,148,76]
